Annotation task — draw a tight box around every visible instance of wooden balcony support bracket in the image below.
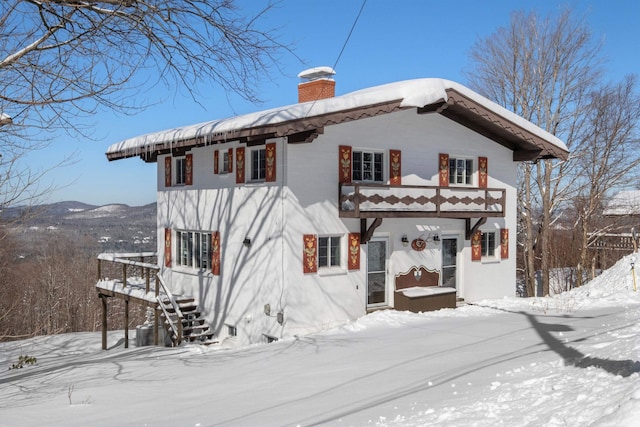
[465,217,487,240]
[360,217,383,244]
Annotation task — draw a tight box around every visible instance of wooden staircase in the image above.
[157,296,217,346]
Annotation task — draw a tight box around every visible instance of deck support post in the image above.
[100,294,108,350]
[124,299,129,349]
[154,309,159,346]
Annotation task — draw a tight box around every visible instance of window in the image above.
[226,324,237,337]
[176,231,212,269]
[175,157,187,185]
[222,151,230,173]
[263,334,278,343]
[352,150,383,182]
[449,157,473,185]
[251,148,266,181]
[318,236,341,268]
[481,231,496,258]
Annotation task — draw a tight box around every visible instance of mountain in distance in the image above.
[3,201,157,253]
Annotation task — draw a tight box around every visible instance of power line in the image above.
[332,0,367,72]
[303,0,367,118]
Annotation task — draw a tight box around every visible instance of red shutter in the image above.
[214,150,219,174]
[164,156,172,187]
[471,230,482,262]
[236,147,245,184]
[303,234,318,274]
[478,156,488,188]
[500,228,509,259]
[164,228,172,267]
[338,145,352,184]
[389,149,401,186]
[211,231,221,275]
[185,153,193,185]
[348,233,361,270]
[266,142,276,182]
[439,153,449,187]
[228,148,233,174]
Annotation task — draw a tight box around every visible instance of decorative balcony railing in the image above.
[339,183,506,219]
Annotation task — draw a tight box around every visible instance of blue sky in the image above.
[28,0,640,206]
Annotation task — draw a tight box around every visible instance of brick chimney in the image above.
[297,66,336,103]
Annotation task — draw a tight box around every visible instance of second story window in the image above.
[175,157,187,185]
[449,157,473,185]
[352,150,383,182]
[251,148,266,181]
[222,151,230,173]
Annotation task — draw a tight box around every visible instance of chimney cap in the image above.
[298,66,336,82]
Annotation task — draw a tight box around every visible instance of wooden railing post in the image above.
[122,263,127,288]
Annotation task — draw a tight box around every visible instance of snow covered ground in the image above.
[2,255,639,427]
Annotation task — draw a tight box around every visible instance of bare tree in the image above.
[572,76,640,285]
[466,9,603,296]
[0,0,287,210]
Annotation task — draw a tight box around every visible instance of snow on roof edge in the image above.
[106,78,568,159]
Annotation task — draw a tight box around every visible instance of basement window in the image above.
[263,334,278,343]
[226,324,237,337]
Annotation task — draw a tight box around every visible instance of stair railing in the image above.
[155,274,184,346]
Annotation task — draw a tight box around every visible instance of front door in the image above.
[367,237,388,307]
[442,237,458,289]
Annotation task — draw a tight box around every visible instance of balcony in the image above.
[339,183,505,219]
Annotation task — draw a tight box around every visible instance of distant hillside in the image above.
[2,201,157,253]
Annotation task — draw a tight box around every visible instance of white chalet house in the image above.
[105,68,568,346]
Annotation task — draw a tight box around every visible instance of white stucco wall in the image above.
[286,109,517,306]
[156,108,519,345]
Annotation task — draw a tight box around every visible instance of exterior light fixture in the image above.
[401,235,409,247]
[243,237,251,247]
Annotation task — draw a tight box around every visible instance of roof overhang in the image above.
[424,89,568,161]
[106,79,569,163]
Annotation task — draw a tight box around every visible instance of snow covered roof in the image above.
[604,190,640,216]
[106,78,569,162]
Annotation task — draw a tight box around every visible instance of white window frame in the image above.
[318,235,342,269]
[481,231,497,259]
[175,157,187,186]
[449,157,473,186]
[221,151,230,174]
[352,149,384,183]
[251,147,266,181]
[176,230,212,270]
[226,324,237,337]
